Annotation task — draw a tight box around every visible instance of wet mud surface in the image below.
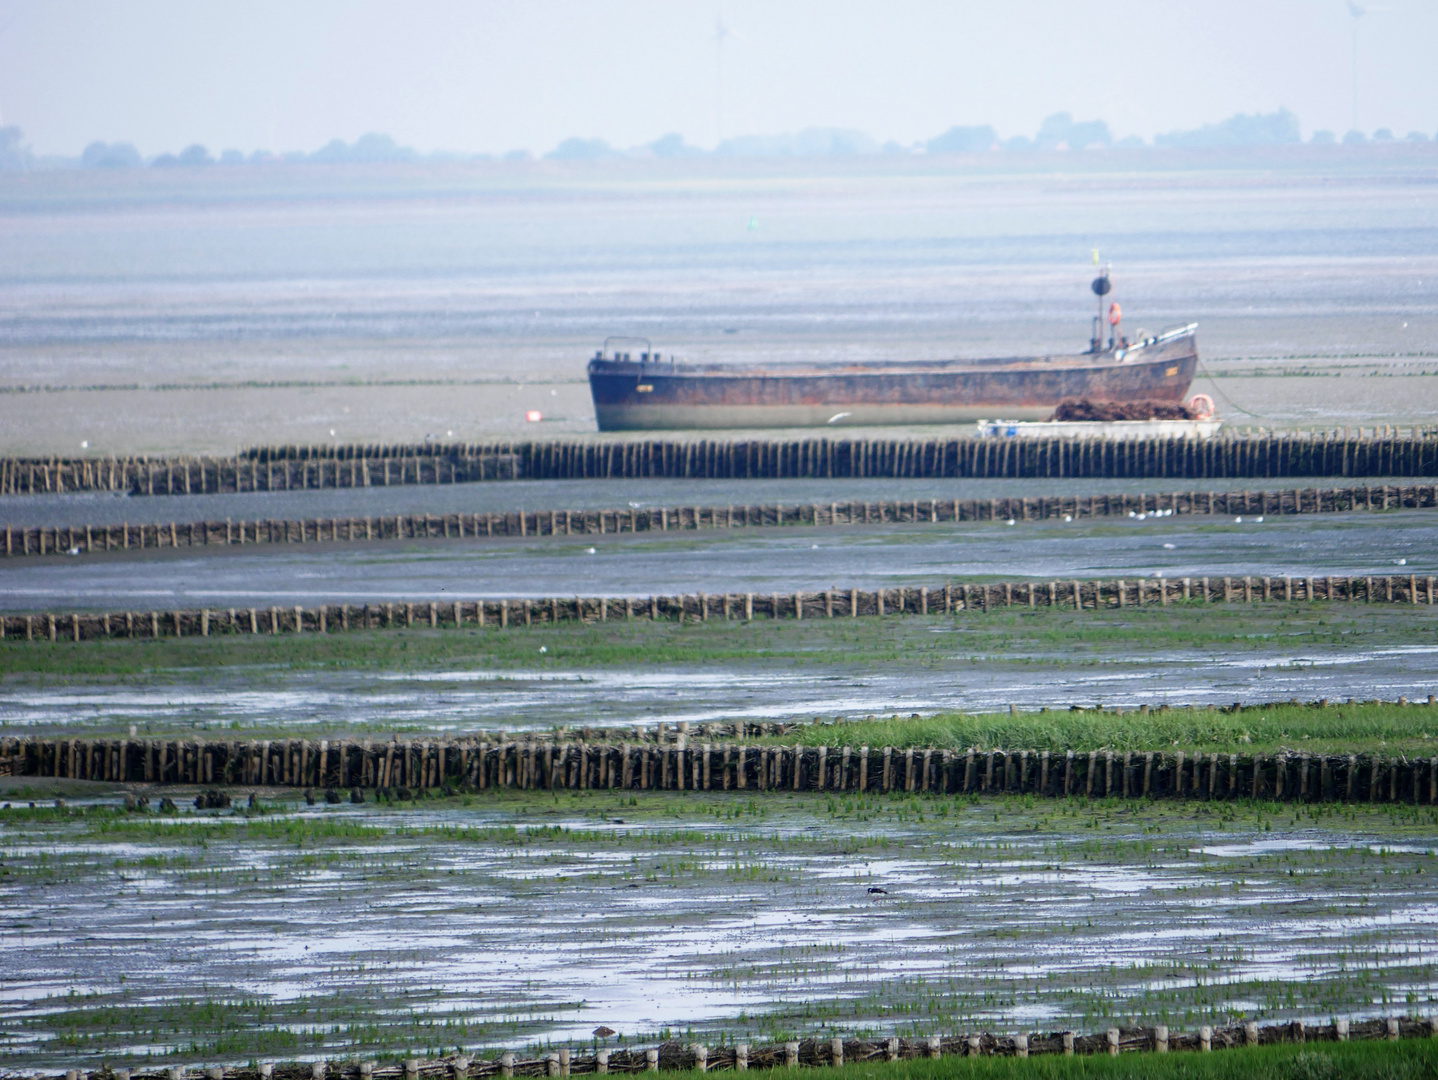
[4,634,1438,737]
[0,475,1394,531]
[1,792,1434,1069]
[0,510,1432,612]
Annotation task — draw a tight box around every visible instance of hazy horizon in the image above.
[1,1,1435,158]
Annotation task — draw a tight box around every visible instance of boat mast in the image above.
[1090,259,1111,354]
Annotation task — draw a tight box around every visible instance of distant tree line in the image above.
[2,109,1435,172]
[545,109,1435,160]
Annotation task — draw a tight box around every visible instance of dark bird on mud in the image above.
[594,1026,616,1040]
[867,886,888,895]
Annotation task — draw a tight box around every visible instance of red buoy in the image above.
[1107,302,1122,326]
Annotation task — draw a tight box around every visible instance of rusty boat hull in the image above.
[588,325,1199,431]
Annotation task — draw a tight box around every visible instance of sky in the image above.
[1,0,1435,157]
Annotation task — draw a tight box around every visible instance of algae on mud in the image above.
[1,789,1435,1070]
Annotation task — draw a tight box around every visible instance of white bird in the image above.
[1163,543,1176,550]
[585,547,597,554]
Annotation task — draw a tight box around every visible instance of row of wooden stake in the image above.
[9,734,1438,805]
[42,1016,1438,1080]
[8,427,1438,494]
[2,573,1435,642]
[6,484,1435,560]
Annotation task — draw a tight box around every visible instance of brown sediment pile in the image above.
[1049,399,1198,422]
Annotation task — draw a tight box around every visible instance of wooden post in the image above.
[1155,1025,1168,1053]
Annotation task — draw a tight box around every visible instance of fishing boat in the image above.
[587,272,1200,431]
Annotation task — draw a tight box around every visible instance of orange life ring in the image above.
[1107,302,1122,326]
[1186,393,1215,420]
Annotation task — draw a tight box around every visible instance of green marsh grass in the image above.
[782,1041,1437,1080]
[767,700,1438,756]
[0,601,1430,681]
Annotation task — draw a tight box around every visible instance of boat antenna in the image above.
[1089,253,1111,354]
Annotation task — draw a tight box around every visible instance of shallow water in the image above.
[5,643,1438,737]
[1,475,1410,531]
[1,794,1434,1068]
[0,509,1429,611]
